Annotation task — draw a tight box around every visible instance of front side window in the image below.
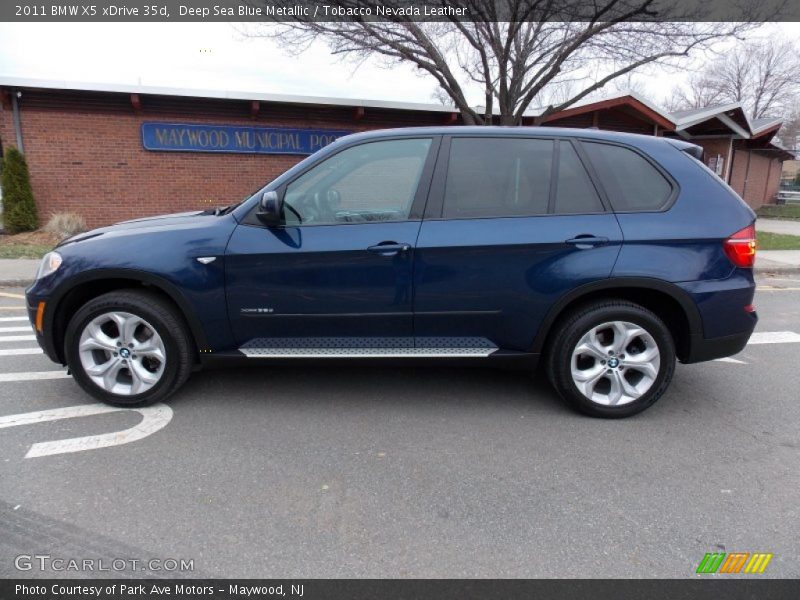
[282,138,432,225]
[582,141,673,211]
[443,138,553,218]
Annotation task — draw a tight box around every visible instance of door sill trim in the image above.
[240,347,497,358]
[238,336,498,358]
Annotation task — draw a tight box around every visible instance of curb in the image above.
[754,267,800,275]
[0,279,33,288]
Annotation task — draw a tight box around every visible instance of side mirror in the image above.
[257,191,283,227]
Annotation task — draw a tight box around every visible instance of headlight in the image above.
[36,251,63,280]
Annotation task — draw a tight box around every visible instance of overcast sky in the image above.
[0,22,798,109]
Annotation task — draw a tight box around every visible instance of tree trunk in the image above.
[460,111,479,125]
[500,113,518,126]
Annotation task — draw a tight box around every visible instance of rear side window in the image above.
[443,138,553,218]
[582,142,672,211]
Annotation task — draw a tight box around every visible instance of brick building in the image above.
[669,105,792,207]
[782,160,799,184]
[0,78,792,228]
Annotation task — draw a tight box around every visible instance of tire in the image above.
[546,300,676,418]
[64,290,194,406]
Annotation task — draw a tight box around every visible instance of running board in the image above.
[238,337,498,358]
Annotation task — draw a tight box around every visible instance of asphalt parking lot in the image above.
[1,276,798,579]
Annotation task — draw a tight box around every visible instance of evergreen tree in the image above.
[1,147,38,233]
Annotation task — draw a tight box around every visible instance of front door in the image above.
[225,137,438,351]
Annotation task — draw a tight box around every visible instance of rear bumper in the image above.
[678,267,757,363]
[683,314,757,363]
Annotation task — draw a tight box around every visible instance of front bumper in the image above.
[26,293,62,364]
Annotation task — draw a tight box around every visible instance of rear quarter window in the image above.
[582,141,673,212]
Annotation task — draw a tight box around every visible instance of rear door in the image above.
[413,136,624,352]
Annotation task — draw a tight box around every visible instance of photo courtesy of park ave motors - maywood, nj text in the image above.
[1,1,800,598]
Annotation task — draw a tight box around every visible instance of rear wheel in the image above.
[64,290,194,406]
[546,300,676,418]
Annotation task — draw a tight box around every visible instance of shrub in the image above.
[1,147,38,233]
[45,212,87,239]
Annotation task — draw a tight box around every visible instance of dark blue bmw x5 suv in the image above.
[26,127,758,417]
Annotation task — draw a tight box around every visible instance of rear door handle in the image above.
[565,235,609,249]
[367,242,411,255]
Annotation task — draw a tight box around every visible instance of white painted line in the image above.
[0,371,70,383]
[0,348,43,357]
[0,335,36,343]
[0,307,27,311]
[0,326,32,333]
[748,331,800,345]
[0,402,173,458]
[0,316,28,322]
[0,292,25,299]
[714,357,746,364]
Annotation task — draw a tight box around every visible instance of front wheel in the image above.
[64,290,194,406]
[546,300,676,418]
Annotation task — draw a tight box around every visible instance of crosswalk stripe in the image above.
[0,326,32,333]
[0,335,36,343]
[0,371,70,383]
[0,348,43,357]
[0,292,25,299]
[0,317,29,322]
[748,331,800,345]
[0,307,26,310]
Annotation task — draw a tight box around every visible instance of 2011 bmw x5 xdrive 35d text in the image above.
[25,127,758,418]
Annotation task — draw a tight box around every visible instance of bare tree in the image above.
[664,74,726,113]
[605,73,654,101]
[775,103,800,150]
[668,38,800,118]
[251,1,763,125]
[430,87,453,106]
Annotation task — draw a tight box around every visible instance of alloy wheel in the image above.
[570,320,660,406]
[78,311,166,395]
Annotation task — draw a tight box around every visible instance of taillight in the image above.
[723,223,757,268]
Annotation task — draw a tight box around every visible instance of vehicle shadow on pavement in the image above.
[172,364,569,414]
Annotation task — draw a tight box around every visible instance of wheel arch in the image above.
[532,277,703,362]
[45,269,208,365]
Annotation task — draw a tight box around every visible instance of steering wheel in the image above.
[283,202,304,223]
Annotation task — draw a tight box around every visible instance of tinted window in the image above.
[582,142,672,211]
[283,138,432,225]
[443,138,552,218]
[554,142,603,214]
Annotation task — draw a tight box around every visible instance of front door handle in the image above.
[565,235,609,249]
[367,242,411,256]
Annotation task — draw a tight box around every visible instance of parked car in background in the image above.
[26,127,758,417]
